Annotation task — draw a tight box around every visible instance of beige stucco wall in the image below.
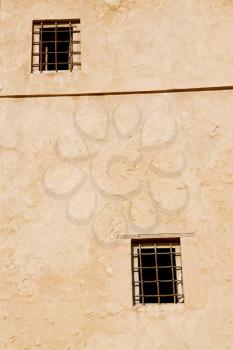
[0,92,233,349]
[1,0,233,95]
[1,1,233,349]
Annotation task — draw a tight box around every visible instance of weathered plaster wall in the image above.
[1,0,233,94]
[0,92,233,349]
[1,0,233,349]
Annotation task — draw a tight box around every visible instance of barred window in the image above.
[31,19,81,73]
[131,238,184,305]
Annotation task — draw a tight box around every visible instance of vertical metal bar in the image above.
[170,243,176,303]
[69,21,72,71]
[179,241,184,303]
[55,21,58,72]
[138,244,144,304]
[131,244,136,305]
[154,244,160,304]
[45,46,48,71]
[79,19,81,70]
[39,22,43,73]
[31,21,34,73]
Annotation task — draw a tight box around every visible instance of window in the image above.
[31,19,81,73]
[131,238,184,304]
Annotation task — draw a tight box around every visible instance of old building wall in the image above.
[0,1,233,350]
[0,92,233,349]
[1,0,233,95]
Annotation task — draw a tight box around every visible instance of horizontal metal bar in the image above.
[33,19,80,24]
[133,266,182,270]
[33,30,80,34]
[33,41,81,44]
[134,280,183,284]
[135,293,184,298]
[133,252,180,256]
[32,62,81,67]
[33,51,81,55]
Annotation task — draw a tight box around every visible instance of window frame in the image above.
[131,238,184,305]
[31,19,81,73]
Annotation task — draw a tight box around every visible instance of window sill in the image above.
[133,302,185,313]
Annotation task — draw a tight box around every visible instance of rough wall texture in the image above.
[1,0,233,94]
[0,1,233,350]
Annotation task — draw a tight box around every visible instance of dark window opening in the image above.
[132,239,184,305]
[139,248,177,303]
[41,27,72,71]
[31,20,81,73]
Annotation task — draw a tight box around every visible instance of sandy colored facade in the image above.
[0,0,233,349]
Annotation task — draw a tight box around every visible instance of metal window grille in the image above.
[31,19,81,73]
[131,238,184,305]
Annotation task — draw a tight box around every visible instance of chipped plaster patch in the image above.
[103,0,123,10]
